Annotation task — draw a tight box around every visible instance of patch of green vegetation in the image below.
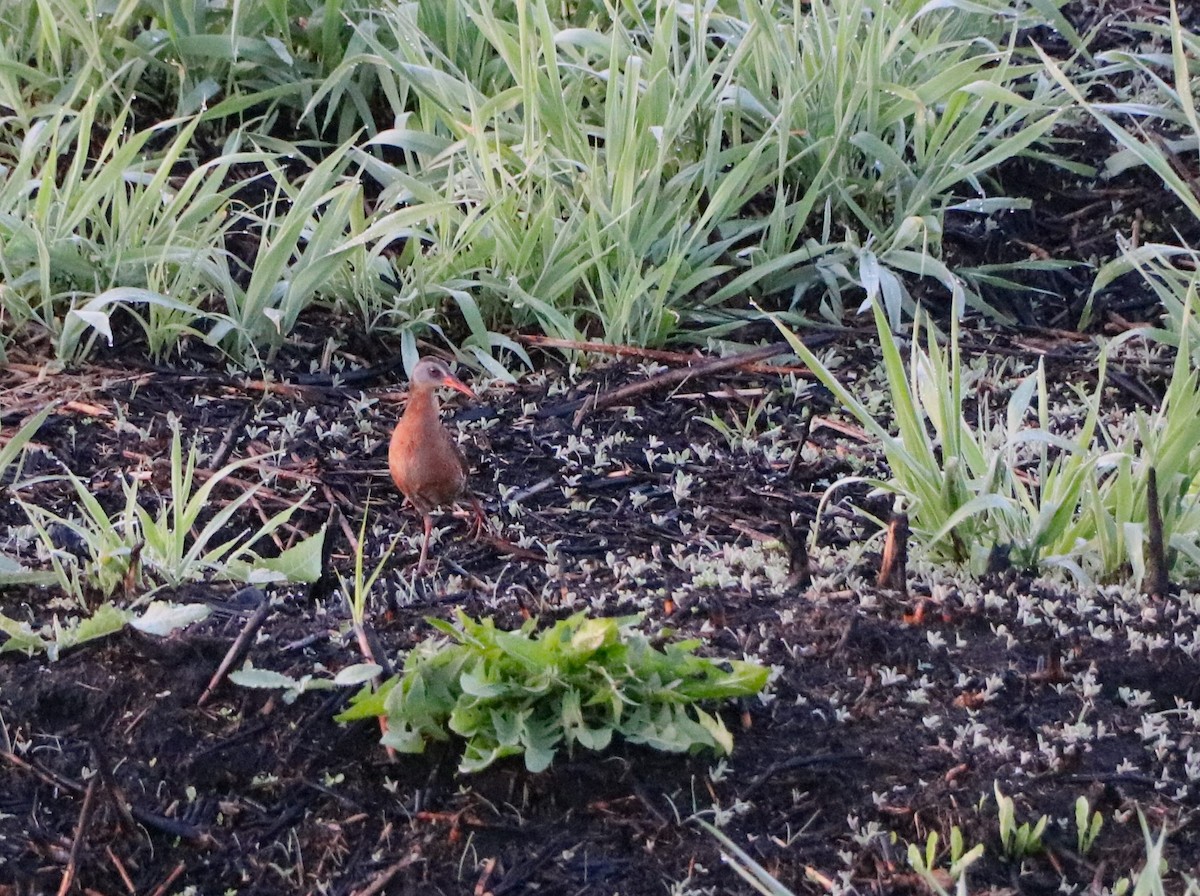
[339,610,768,772]
[14,421,324,598]
[0,600,209,661]
[1047,0,1200,350]
[1,420,323,658]
[779,291,1200,586]
[0,0,1077,364]
[907,826,985,893]
[700,806,1199,896]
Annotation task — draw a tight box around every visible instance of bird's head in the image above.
[410,358,476,399]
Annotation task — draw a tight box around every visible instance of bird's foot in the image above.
[465,497,491,540]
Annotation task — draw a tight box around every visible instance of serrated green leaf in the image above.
[332,663,382,686]
[70,602,133,646]
[337,677,398,720]
[693,707,734,755]
[248,525,327,583]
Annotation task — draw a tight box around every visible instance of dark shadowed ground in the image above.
[3,318,1200,895]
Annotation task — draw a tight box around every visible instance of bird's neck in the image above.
[405,385,440,419]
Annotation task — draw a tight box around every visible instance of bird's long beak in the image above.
[442,374,476,400]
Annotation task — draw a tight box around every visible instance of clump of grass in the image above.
[0,98,240,361]
[778,297,1200,587]
[1048,0,1200,349]
[12,420,324,601]
[777,303,1100,572]
[357,0,1072,343]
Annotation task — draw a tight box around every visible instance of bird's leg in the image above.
[417,513,433,572]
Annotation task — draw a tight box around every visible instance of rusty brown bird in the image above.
[389,357,477,570]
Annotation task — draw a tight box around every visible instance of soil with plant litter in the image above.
[7,6,1200,891]
[4,313,1200,896]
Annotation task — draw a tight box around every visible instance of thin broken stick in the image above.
[563,341,799,426]
[198,589,271,707]
[519,333,821,376]
[56,776,98,896]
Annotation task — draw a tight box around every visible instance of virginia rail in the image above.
[389,357,477,570]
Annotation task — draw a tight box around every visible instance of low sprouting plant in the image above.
[19,465,144,602]
[338,497,402,631]
[4,423,323,657]
[1075,796,1103,856]
[698,808,1200,896]
[230,662,382,705]
[907,827,985,894]
[994,783,1048,860]
[1126,810,1200,896]
[133,421,322,588]
[14,422,324,596]
[0,600,210,661]
[0,404,53,483]
[698,393,778,454]
[780,304,984,565]
[339,611,769,773]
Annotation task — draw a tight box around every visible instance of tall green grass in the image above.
[1,0,1071,365]
[780,293,1200,587]
[1045,0,1200,351]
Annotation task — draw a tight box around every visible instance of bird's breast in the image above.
[389,413,467,510]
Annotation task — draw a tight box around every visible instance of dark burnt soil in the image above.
[5,4,1200,891]
[3,327,1200,896]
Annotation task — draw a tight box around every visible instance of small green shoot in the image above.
[1075,795,1103,856]
[994,782,1048,860]
[697,393,777,454]
[339,611,769,773]
[338,496,402,630]
[907,826,985,894]
[0,403,54,482]
[1,404,59,585]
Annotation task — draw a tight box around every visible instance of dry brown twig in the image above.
[198,589,271,707]
[568,341,800,426]
[55,776,97,896]
[876,513,910,594]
